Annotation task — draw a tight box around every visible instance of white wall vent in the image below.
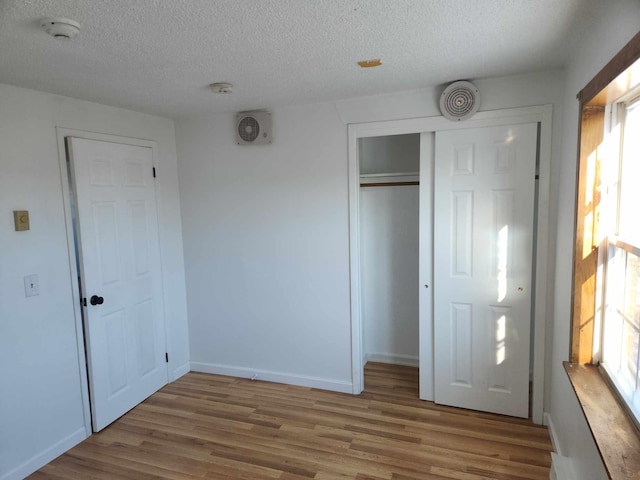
[439,81,480,121]
[236,111,272,145]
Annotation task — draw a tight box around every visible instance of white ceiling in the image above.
[0,0,602,119]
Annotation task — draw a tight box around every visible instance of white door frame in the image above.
[348,105,552,424]
[55,128,169,435]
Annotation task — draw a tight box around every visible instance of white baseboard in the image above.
[172,362,190,381]
[545,413,576,480]
[543,412,562,457]
[1,427,87,480]
[365,352,419,367]
[550,452,575,480]
[190,362,353,394]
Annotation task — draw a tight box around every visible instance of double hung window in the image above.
[570,33,640,474]
[600,94,640,423]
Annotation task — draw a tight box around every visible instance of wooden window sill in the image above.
[564,362,640,479]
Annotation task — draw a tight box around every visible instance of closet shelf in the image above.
[359,172,419,178]
[360,172,419,187]
[360,181,419,187]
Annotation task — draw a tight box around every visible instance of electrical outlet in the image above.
[24,274,39,297]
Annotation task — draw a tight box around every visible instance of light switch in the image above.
[13,210,30,231]
[24,274,39,297]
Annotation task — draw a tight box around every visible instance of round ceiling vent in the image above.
[440,80,480,121]
[41,17,81,40]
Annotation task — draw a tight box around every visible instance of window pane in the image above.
[600,97,640,424]
[603,246,625,371]
[619,101,640,245]
[625,252,640,326]
[603,244,640,419]
[621,319,639,391]
[603,303,623,372]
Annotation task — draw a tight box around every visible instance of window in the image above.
[571,38,640,371]
[600,94,640,424]
[569,32,640,476]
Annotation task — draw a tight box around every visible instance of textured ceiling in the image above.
[0,0,604,118]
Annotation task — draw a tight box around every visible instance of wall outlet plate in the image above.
[13,210,30,231]
[24,274,39,297]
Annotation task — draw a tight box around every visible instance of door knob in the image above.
[90,295,104,305]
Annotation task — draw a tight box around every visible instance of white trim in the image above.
[172,362,191,381]
[349,105,553,138]
[418,131,435,402]
[0,427,87,480]
[550,453,576,480]
[348,105,552,423]
[190,362,353,394]
[544,412,562,456]
[56,128,170,435]
[348,124,363,394]
[55,128,92,436]
[365,353,419,367]
[531,106,553,425]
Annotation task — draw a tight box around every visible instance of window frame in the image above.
[571,31,640,364]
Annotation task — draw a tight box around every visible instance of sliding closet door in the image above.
[433,123,537,418]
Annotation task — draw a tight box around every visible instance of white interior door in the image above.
[68,137,168,431]
[433,123,537,418]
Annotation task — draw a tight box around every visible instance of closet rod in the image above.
[360,181,419,188]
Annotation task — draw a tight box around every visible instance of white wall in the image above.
[0,83,189,480]
[547,2,640,478]
[177,103,353,390]
[359,134,420,174]
[360,185,419,365]
[176,69,565,393]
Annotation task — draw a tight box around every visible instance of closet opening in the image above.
[358,133,421,396]
[349,106,552,422]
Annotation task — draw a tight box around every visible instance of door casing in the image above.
[56,128,170,436]
[347,105,553,424]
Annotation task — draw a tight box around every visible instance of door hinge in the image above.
[81,297,87,307]
[153,167,156,178]
[165,352,169,363]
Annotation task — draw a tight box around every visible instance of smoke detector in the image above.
[209,83,233,94]
[41,17,81,40]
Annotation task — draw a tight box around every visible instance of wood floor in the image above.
[29,363,552,480]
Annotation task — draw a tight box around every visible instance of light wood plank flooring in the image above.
[29,363,552,479]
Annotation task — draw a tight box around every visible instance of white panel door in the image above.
[433,123,537,418]
[68,137,167,431]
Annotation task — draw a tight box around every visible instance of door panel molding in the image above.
[347,105,552,424]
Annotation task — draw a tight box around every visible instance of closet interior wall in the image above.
[358,134,420,368]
